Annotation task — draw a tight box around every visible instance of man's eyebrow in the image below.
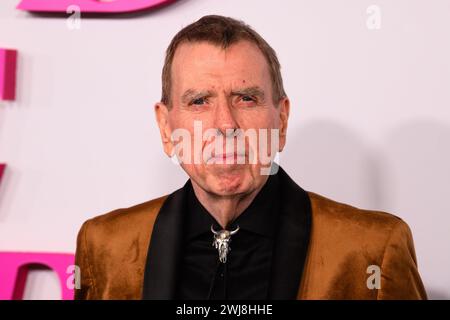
[231,86,265,99]
[181,89,216,104]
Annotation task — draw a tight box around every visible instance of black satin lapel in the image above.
[142,181,189,300]
[268,166,312,299]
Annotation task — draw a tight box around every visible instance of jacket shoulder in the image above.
[307,191,404,233]
[84,195,168,234]
[302,191,426,299]
[74,195,169,299]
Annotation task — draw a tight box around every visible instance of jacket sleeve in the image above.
[74,219,97,300]
[377,219,428,299]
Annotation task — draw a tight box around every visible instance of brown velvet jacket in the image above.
[75,168,427,300]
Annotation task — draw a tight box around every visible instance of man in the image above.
[74,15,427,300]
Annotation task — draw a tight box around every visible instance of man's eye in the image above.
[241,95,255,102]
[191,97,206,105]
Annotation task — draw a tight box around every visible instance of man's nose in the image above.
[213,97,238,136]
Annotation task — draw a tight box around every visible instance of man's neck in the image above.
[190,178,268,229]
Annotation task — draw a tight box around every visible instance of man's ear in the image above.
[278,97,290,152]
[154,102,173,157]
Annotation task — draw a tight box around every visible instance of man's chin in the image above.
[204,165,252,195]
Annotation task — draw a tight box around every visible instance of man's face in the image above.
[155,40,289,197]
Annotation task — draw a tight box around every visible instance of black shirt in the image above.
[175,172,280,300]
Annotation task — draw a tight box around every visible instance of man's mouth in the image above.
[207,152,246,164]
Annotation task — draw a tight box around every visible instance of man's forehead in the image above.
[172,40,269,73]
[174,39,261,57]
[171,40,271,91]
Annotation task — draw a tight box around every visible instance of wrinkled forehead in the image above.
[170,40,272,94]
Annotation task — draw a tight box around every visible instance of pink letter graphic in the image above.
[0,164,5,182]
[0,252,75,300]
[0,164,5,193]
[17,0,175,13]
[0,49,17,101]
